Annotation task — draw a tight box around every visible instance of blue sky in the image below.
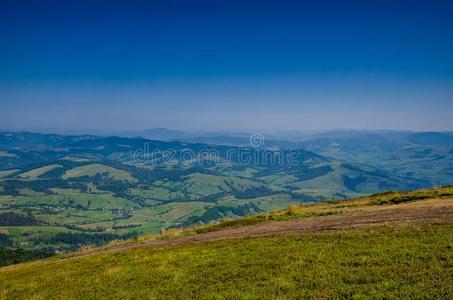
[1,0,453,131]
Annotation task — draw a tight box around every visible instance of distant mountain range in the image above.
[112,128,453,186]
[0,130,452,254]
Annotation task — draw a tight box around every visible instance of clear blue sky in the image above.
[1,0,452,132]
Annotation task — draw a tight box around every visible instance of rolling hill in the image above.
[61,163,136,182]
[0,131,444,257]
[1,186,452,298]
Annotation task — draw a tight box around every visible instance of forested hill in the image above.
[0,131,439,257]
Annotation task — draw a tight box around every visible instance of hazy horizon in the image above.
[1,126,452,139]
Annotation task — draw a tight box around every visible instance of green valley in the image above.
[0,131,450,264]
[1,186,452,299]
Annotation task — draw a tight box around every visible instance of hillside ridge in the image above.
[2,187,453,299]
[17,186,453,264]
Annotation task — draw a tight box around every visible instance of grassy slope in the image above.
[18,164,62,179]
[0,225,452,299]
[62,163,136,182]
[1,187,453,298]
[191,185,453,233]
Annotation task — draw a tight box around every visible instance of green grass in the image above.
[129,186,184,201]
[154,173,281,198]
[370,186,453,205]
[17,188,46,196]
[258,173,299,186]
[155,201,212,223]
[62,164,136,182]
[216,194,295,211]
[1,224,452,299]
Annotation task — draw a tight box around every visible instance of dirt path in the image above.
[66,198,453,260]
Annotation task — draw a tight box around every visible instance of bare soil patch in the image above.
[68,198,453,259]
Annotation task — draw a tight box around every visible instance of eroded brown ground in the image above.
[69,198,453,259]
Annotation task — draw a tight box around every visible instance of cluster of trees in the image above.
[289,192,322,202]
[342,175,367,192]
[0,212,41,226]
[112,224,142,230]
[232,187,278,199]
[294,165,333,181]
[0,233,53,267]
[0,233,13,247]
[0,247,53,267]
[184,203,262,226]
[0,178,87,196]
[64,224,106,232]
[48,231,139,249]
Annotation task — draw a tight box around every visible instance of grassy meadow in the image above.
[1,224,452,299]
